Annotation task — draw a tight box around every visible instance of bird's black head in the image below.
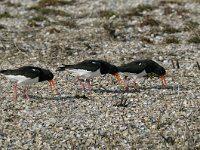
[152,65,166,77]
[96,60,123,86]
[108,64,118,75]
[97,60,118,75]
[143,60,166,77]
[159,66,166,75]
[39,69,54,82]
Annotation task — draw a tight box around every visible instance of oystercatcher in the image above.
[118,59,167,91]
[0,66,56,100]
[56,60,124,94]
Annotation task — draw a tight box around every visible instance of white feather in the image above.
[120,70,147,79]
[5,75,39,85]
[68,69,101,79]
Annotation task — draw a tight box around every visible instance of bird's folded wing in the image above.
[118,61,147,74]
[58,61,101,72]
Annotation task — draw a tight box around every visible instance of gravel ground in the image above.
[0,0,200,149]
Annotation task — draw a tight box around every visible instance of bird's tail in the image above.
[0,70,7,74]
[56,64,72,71]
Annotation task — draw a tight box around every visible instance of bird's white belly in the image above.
[5,75,39,85]
[120,70,147,79]
[69,69,101,79]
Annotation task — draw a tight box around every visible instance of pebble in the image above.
[0,0,199,149]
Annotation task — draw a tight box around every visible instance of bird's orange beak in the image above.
[160,75,167,89]
[48,80,57,93]
[114,73,125,87]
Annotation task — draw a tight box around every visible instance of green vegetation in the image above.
[0,12,13,18]
[188,35,200,43]
[37,0,75,7]
[125,4,157,16]
[28,15,48,27]
[162,24,180,33]
[30,16,47,22]
[99,10,116,18]
[58,20,77,28]
[161,3,188,16]
[175,7,189,16]
[134,4,157,12]
[163,6,174,15]
[47,27,60,34]
[165,36,179,44]
[0,24,5,29]
[29,6,71,17]
[140,17,161,26]
[140,36,153,44]
[4,1,21,7]
[103,23,116,39]
[184,20,199,31]
[188,28,200,43]
[159,0,184,5]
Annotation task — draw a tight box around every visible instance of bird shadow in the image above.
[26,84,186,100]
[28,94,77,101]
[93,88,138,94]
[93,84,186,94]
[141,84,186,91]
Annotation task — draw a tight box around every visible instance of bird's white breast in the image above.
[5,75,39,85]
[68,69,101,79]
[120,70,147,79]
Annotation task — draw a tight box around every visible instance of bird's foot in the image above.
[74,94,88,99]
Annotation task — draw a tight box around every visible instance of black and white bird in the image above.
[0,66,56,100]
[56,60,124,94]
[118,59,167,91]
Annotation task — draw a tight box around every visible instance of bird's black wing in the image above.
[118,60,148,74]
[57,60,101,72]
[0,66,41,79]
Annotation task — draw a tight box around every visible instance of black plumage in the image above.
[118,59,166,77]
[118,59,167,90]
[0,66,56,100]
[57,60,118,75]
[57,60,123,94]
[0,66,54,82]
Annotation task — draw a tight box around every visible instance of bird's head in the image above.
[40,69,57,93]
[157,66,166,76]
[41,69,54,81]
[155,66,167,88]
[107,65,125,87]
[146,64,167,88]
[149,66,166,77]
[108,64,118,75]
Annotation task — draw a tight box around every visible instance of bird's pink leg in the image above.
[124,76,129,91]
[133,80,140,91]
[24,87,30,100]
[13,82,17,100]
[86,79,92,95]
[76,76,85,94]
